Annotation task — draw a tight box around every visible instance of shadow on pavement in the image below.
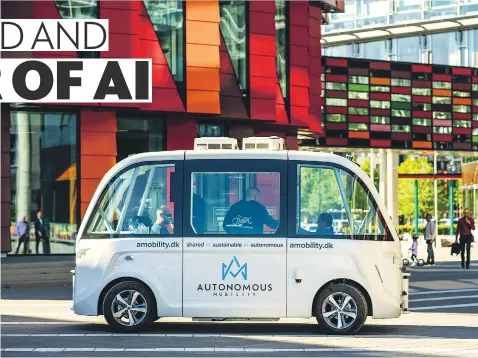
[1,285,72,301]
[1,314,477,340]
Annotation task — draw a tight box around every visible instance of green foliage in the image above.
[360,159,379,190]
[397,224,453,235]
[299,167,343,223]
[396,156,463,223]
[398,156,434,221]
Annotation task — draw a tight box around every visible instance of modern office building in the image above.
[0,0,344,255]
[322,0,478,67]
[320,0,478,222]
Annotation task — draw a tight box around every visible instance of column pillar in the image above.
[386,151,399,228]
[16,112,31,222]
[1,105,12,253]
[379,150,388,209]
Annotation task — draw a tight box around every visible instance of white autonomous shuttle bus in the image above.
[73,137,407,334]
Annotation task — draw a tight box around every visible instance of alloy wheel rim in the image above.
[111,290,147,326]
[321,292,358,330]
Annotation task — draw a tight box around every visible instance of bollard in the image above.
[402,272,411,313]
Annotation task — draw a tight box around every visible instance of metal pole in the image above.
[433,153,439,248]
[449,180,454,235]
[414,179,419,235]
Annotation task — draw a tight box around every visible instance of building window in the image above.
[55,0,97,19]
[363,41,387,61]
[116,117,164,162]
[397,36,421,63]
[361,0,388,17]
[55,0,99,58]
[393,0,422,12]
[144,0,185,85]
[276,0,287,99]
[10,111,78,255]
[220,1,248,93]
[467,29,478,67]
[431,32,458,65]
[198,124,226,138]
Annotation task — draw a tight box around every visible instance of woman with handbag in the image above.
[455,208,475,269]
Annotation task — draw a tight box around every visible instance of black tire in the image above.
[103,280,156,332]
[315,283,368,335]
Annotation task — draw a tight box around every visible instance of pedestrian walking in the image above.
[455,208,475,269]
[34,211,50,254]
[14,216,30,255]
[424,214,436,265]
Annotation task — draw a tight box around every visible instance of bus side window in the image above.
[190,171,280,236]
[85,164,177,238]
[296,164,390,241]
[337,169,390,241]
[296,165,345,237]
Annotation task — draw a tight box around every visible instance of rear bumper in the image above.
[402,272,411,312]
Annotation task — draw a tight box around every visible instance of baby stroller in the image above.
[402,234,425,267]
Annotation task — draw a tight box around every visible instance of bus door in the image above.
[77,159,183,317]
[182,158,287,318]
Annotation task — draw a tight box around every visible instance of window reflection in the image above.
[55,0,97,19]
[276,0,287,99]
[191,172,280,235]
[431,32,457,65]
[361,0,388,17]
[116,117,164,162]
[10,112,78,254]
[394,0,421,12]
[397,37,421,63]
[144,0,185,83]
[87,165,176,237]
[296,165,388,240]
[363,41,387,61]
[220,1,247,92]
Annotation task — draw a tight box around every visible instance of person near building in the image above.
[455,208,475,269]
[14,216,30,255]
[34,211,50,254]
[424,214,436,266]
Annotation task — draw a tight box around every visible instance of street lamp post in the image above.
[449,180,454,235]
[414,179,419,235]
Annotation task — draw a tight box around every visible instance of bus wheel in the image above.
[103,280,155,332]
[315,283,368,335]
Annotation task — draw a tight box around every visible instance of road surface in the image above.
[1,260,477,357]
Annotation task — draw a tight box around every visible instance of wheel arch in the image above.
[311,278,373,317]
[98,277,158,317]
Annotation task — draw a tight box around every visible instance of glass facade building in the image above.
[323,0,478,67]
[10,112,78,254]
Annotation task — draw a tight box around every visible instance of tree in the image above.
[397,156,434,222]
[299,167,343,223]
[360,159,379,190]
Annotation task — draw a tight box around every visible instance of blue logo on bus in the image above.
[222,256,247,280]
